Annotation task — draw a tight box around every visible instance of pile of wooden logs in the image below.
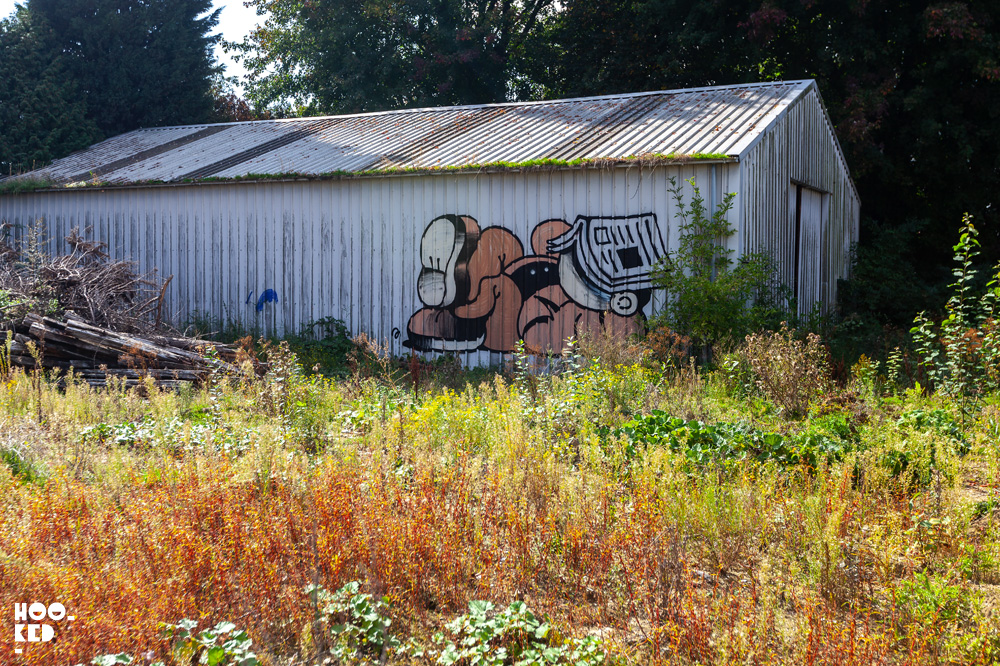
[4,312,238,389]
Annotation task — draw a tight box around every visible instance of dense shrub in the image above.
[736,325,831,418]
[651,178,779,359]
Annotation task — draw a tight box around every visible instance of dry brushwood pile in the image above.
[0,224,171,332]
[1,224,236,387]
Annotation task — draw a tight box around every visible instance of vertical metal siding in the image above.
[739,87,860,314]
[0,166,731,364]
[1,88,858,365]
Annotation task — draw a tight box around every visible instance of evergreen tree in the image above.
[0,8,99,176]
[27,0,222,137]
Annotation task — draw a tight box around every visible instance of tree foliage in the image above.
[27,0,222,138]
[0,0,221,173]
[525,0,759,98]
[0,8,98,175]
[734,1,1000,286]
[228,0,555,114]
[534,0,1000,319]
[211,76,278,123]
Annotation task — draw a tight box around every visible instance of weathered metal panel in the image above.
[739,84,860,315]
[1,166,737,362]
[11,82,812,186]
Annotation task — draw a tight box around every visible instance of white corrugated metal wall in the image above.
[1,164,742,365]
[737,84,861,315]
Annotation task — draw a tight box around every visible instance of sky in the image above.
[0,0,266,88]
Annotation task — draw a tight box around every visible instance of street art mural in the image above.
[405,213,667,354]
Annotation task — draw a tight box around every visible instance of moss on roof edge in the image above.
[1,153,736,195]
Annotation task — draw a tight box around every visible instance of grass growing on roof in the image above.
[0,176,58,195]
[11,152,736,192]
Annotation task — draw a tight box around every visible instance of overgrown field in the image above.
[1,334,999,666]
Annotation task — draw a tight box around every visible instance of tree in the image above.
[228,0,555,115]
[211,75,277,123]
[0,8,99,176]
[735,1,1000,281]
[525,0,760,99]
[652,178,778,359]
[535,0,1000,326]
[26,0,222,138]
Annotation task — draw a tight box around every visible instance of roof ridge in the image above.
[130,80,815,132]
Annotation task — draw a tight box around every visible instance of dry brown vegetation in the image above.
[0,222,169,332]
[1,330,998,666]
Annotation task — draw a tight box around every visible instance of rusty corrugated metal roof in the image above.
[11,80,814,185]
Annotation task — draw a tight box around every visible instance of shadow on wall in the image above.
[405,213,667,355]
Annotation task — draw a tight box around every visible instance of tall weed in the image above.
[738,325,831,418]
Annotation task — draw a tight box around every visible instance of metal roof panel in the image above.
[14,80,814,184]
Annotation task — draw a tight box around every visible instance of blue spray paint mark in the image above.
[245,290,255,305]
[256,289,278,312]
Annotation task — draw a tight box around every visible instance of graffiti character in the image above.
[548,213,667,315]
[405,212,666,355]
[245,288,279,312]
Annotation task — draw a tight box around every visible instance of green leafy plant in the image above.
[885,345,908,394]
[897,408,969,456]
[600,410,852,469]
[78,620,258,666]
[161,619,259,666]
[651,177,779,360]
[80,417,254,457]
[432,600,606,666]
[0,442,45,485]
[305,581,400,665]
[893,570,972,627]
[87,655,134,666]
[877,408,971,488]
[912,215,1000,419]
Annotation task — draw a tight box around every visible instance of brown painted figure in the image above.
[405,213,666,355]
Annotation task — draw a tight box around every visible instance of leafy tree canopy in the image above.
[737,1,1000,281]
[534,0,1000,321]
[227,0,555,114]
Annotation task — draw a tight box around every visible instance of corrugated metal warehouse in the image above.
[0,79,859,364]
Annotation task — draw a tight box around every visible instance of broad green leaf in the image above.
[206,645,226,666]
